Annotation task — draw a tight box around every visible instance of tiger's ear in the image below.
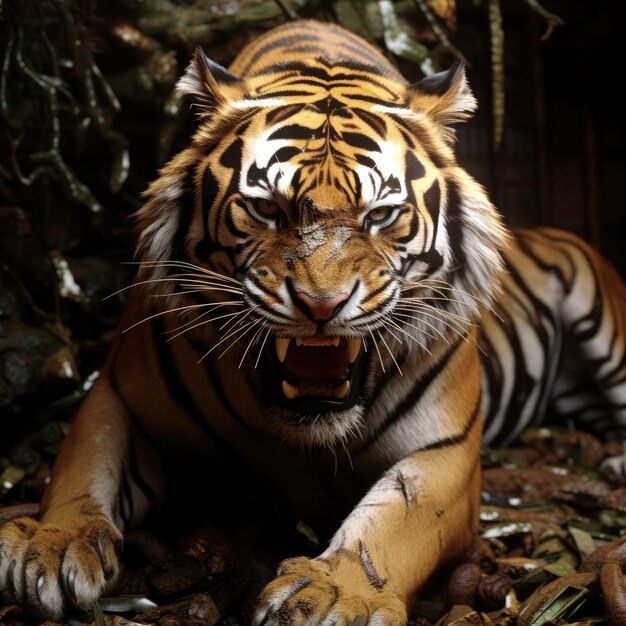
[408,62,477,127]
[177,48,243,111]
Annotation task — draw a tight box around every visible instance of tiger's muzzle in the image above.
[262,335,370,413]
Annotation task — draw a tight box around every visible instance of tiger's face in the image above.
[136,49,507,447]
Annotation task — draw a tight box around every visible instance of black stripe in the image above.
[266,104,302,125]
[358,541,387,589]
[269,123,321,142]
[422,180,441,245]
[405,151,425,186]
[478,328,504,434]
[360,278,394,306]
[171,164,197,262]
[247,274,282,300]
[182,334,262,435]
[239,34,322,74]
[152,318,230,446]
[108,338,163,454]
[120,467,134,526]
[341,131,380,153]
[352,107,388,138]
[445,181,467,285]
[127,435,159,515]
[531,231,603,343]
[349,291,397,323]
[394,470,416,507]
[255,88,317,98]
[356,336,465,453]
[486,271,553,444]
[395,208,419,245]
[515,231,575,293]
[416,393,482,451]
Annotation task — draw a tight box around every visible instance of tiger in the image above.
[1,18,626,626]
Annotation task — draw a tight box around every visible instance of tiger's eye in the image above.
[255,199,281,218]
[366,206,394,224]
[249,198,287,228]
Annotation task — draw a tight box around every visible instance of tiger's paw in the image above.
[253,556,407,626]
[0,516,122,620]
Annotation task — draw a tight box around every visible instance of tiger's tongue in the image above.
[285,344,349,381]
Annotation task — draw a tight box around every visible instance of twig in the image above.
[523,0,564,41]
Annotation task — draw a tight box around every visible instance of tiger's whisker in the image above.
[399,278,490,305]
[218,319,263,361]
[401,278,503,321]
[401,295,475,309]
[216,314,252,338]
[198,315,257,363]
[150,290,244,299]
[395,302,474,326]
[172,275,243,288]
[254,327,272,369]
[239,323,267,368]
[376,329,403,376]
[394,304,471,334]
[400,278,472,294]
[123,301,234,333]
[215,307,255,336]
[105,275,243,300]
[391,309,446,339]
[386,315,436,344]
[380,323,403,344]
[130,260,242,285]
[367,327,386,373]
[218,305,259,332]
[166,309,245,341]
[390,312,445,342]
[394,310,469,344]
[383,318,433,354]
[176,279,244,292]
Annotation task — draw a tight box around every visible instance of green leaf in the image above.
[93,601,106,626]
[295,521,319,546]
[519,585,589,626]
[543,559,577,577]
[569,526,596,560]
[350,616,366,626]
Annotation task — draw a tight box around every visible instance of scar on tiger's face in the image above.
[184,103,452,425]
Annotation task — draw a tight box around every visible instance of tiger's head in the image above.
[135,40,507,447]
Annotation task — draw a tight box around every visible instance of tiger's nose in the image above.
[295,291,350,321]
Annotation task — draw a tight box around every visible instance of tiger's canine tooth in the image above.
[282,380,300,400]
[275,338,290,362]
[347,338,362,363]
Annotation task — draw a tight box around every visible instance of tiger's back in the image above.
[482,227,626,457]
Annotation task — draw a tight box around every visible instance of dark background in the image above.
[456,0,626,275]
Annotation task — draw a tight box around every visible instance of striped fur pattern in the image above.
[1,20,625,625]
[481,228,626,456]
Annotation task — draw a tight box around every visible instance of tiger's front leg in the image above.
[0,374,162,619]
[254,400,482,625]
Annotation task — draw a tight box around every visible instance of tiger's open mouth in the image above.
[262,335,368,412]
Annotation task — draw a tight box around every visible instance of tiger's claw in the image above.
[253,556,407,626]
[0,516,122,619]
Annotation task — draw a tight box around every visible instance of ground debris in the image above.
[412,428,625,625]
[134,592,220,626]
[2,428,626,625]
